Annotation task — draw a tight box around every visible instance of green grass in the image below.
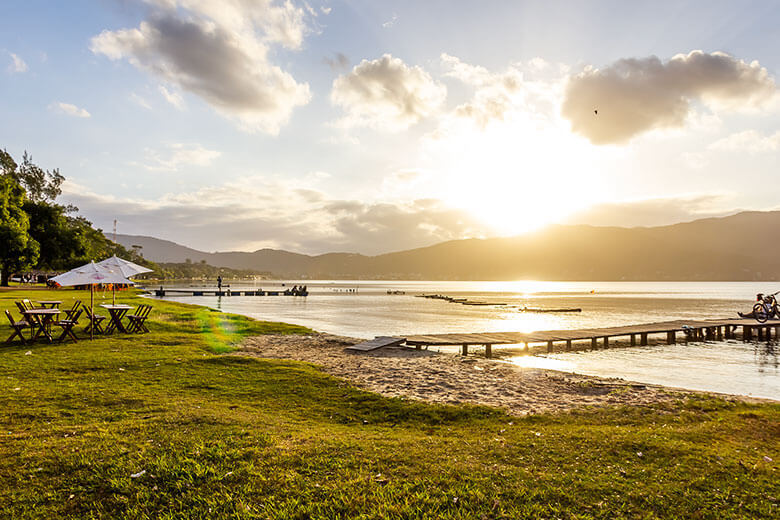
[0,288,778,519]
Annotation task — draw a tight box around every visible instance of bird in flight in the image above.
[594,109,598,115]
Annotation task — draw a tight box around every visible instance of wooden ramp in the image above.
[347,336,407,352]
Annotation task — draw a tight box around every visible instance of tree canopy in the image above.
[0,174,39,285]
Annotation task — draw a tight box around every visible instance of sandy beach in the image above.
[238,333,698,415]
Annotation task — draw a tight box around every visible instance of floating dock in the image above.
[402,318,779,358]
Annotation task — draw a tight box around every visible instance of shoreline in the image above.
[238,333,754,415]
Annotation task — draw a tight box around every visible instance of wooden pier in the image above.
[153,288,306,297]
[403,318,780,358]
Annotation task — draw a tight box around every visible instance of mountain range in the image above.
[113,211,780,281]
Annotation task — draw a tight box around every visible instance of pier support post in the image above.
[743,326,751,342]
[717,326,723,341]
[591,338,598,349]
[461,344,468,356]
[547,340,553,353]
[640,333,648,346]
[603,337,609,349]
[666,331,676,344]
[630,334,636,346]
[705,328,713,341]
[766,327,772,342]
[758,328,764,341]
[566,339,572,351]
[485,344,492,359]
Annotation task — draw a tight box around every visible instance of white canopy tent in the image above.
[96,255,153,304]
[50,261,134,339]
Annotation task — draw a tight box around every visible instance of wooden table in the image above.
[23,309,62,343]
[37,300,62,309]
[100,304,134,334]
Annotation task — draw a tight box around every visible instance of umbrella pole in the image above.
[112,284,116,305]
[90,284,94,341]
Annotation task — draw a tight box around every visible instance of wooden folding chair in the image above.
[15,301,28,314]
[83,307,106,334]
[5,310,30,345]
[127,304,152,333]
[64,300,82,320]
[56,309,82,343]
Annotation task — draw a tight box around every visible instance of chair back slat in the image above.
[5,309,15,324]
[15,301,27,313]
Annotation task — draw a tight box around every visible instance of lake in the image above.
[150,280,779,400]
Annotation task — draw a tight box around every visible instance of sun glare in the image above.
[424,113,607,236]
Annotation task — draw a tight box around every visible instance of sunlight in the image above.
[423,112,612,236]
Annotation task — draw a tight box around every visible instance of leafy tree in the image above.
[7,151,64,203]
[0,149,17,176]
[0,175,39,285]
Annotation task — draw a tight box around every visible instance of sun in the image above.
[425,116,607,236]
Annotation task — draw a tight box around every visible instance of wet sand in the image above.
[239,333,699,415]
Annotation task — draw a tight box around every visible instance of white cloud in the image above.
[709,130,780,154]
[90,0,312,134]
[331,54,446,131]
[158,85,185,110]
[132,143,221,171]
[7,52,28,73]
[130,92,152,110]
[382,13,398,28]
[60,177,488,255]
[562,50,777,145]
[50,102,91,118]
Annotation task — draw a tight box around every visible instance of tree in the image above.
[0,175,39,286]
[8,151,64,203]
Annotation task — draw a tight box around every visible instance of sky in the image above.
[2,0,780,255]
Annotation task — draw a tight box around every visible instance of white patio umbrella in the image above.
[50,261,134,339]
[96,255,153,304]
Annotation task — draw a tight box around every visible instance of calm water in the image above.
[151,281,779,400]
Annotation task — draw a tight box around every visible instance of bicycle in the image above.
[752,291,780,323]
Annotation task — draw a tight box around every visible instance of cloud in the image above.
[131,143,221,171]
[158,85,185,109]
[6,52,27,73]
[562,50,776,145]
[90,0,311,134]
[331,54,446,131]
[130,92,152,109]
[709,129,780,154]
[564,194,738,228]
[60,177,487,255]
[437,54,565,131]
[50,102,91,118]
[323,52,349,72]
[382,14,398,28]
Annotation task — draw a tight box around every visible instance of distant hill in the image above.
[114,211,780,280]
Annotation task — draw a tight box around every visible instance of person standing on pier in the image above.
[217,275,223,292]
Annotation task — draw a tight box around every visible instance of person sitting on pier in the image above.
[738,293,766,318]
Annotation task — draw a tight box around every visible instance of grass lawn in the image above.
[0,288,778,519]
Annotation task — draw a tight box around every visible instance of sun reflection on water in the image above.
[510,355,577,371]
